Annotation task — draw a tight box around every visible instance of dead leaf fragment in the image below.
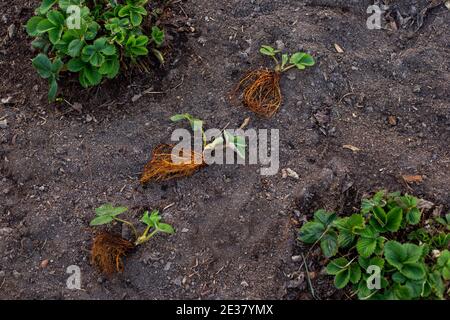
[131,94,142,102]
[0,119,8,129]
[388,115,397,126]
[343,145,361,152]
[1,96,13,104]
[417,199,435,211]
[402,175,423,184]
[286,168,299,180]
[334,43,344,53]
[282,168,299,180]
[71,102,83,113]
[40,259,49,269]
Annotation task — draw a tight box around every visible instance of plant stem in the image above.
[302,253,318,299]
[281,64,296,73]
[201,129,207,147]
[271,55,279,66]
[114,217,138,240]
[135,229,159,246]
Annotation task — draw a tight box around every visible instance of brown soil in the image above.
[0,0,449,299]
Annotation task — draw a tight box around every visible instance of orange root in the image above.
[233,68,282,118]
[140,144,205,184]
[91,232,134,275]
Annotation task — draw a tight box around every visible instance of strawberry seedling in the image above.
[233,45,315,118]
[90,204,174,274]
[140,113,247,184]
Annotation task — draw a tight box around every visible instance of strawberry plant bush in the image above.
[26,0,165,101]
[298,191,450,299]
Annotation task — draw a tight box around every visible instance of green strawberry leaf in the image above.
[314,209,336,226]
[157,223,175,234]
[32,54,53,78]
[320,230,338,258]
[400,262,426,280]
[384,241,407,269]
[385,207,403,232]
[39,0,57,14]
[151,26,164,46]
[47,10,65,26]
[356,236,377,258]
[68,39,84,57]
[26,16,44,36]
[67,57,86,72]
[298,221,325,244]
[326,257,349,275]
[334,269,351,289]
[403,243,423,264]
[406,207,421,225]
[349,263,362,284]
[259,45,279,56]
[48,77,58,101]
[90,204,128,226]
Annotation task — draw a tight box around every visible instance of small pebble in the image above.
[287,73,296,81]
[275,40,285,51]
[1,96,13,104]
[0,227,13,235]
[197,37,207,45]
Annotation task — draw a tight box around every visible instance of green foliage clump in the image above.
[298,191,450,300]
[90,203,174,246]
[259,45,315,72]
[26,0,165,101]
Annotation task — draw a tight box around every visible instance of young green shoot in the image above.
[259,45,315,73]
[90,204,174,246]
[170,113,246,160]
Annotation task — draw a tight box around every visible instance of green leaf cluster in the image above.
[298,191,450,299]
[90,204,174,246]
[259,45,315,72]
[140,210,175,235]
[89,203,128,226]
[26,0,166,101]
